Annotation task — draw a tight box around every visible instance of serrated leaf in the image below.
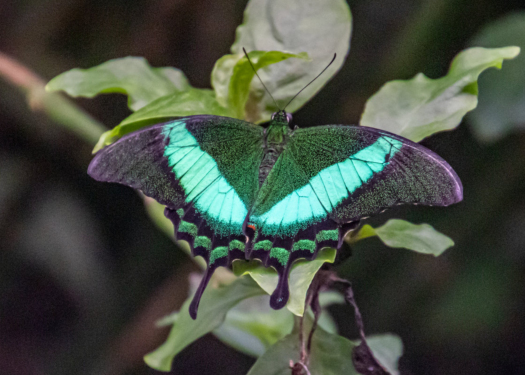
[468,13,525,142]
[233,248,336,316]
[361,47,520,142]
[46,57,189,111]
[355,219,454,256]
[212,50,308,119]
[144,276,264,372]
[228,0,352,123]
[93,88,233,152]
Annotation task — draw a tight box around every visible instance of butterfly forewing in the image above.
[88,116,265,318]
[88,123,187,208]
[287,125,463,223]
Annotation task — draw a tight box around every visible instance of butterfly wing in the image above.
[88,115,264,318]
[248,124,462,308]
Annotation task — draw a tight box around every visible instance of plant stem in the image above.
[0,52,107,145]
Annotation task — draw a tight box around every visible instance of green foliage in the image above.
[212,51,309,119]
[213,295,295,357]
[47,56,190,111]
[247,326,359,375]
[361,47,520,142]
[353,219,454,257]
[468,12,525,142]
[247,316,403,375]
[212,291,344,358]
[144,276,265,371]
[365,335,404,375]
[228,0,352,122]
[45,0,519,372]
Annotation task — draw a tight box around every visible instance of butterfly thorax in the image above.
[259,112,292,186]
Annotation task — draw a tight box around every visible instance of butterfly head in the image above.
[267,110,293,143]
[271,110,293,126]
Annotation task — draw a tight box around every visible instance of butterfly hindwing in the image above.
[89,116,265,318]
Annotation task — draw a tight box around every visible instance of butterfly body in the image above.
[259,113,291,185]
[88,113,462,319]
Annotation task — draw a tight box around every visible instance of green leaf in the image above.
[247,324,359,375]
[46,57,190,111]
[468,13,525,142]
[144,276,265,372]
[211,54,240,108]
[247,317,404,375]
[213,295,295,357]
[366,334,404,375]
[227,0,352,123]
[93,88,233,152]
[233,248,337,316]
[212,291,344,358]
[354,219,454,257]
[361,47,520,142]
[212,51,308,119]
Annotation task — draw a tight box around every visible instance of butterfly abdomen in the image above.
[259,147,281,186]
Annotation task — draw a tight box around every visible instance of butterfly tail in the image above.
[270,262,293,309]
[189,264,216,319]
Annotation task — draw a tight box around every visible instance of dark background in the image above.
[1,0,525,374]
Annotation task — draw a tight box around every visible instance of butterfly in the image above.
[88,109,463,319]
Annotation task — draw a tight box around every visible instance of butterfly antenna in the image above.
[283,53,337,111]
[243,47,280,110]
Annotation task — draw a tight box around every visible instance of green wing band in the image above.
[163,121,249,235]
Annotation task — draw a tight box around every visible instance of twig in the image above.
[332,276,390,375]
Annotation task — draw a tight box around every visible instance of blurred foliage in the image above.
[1,0,525,374]
[144,277,265,371]
[468,12,525,142]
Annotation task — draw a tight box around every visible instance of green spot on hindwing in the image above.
[316,229,338,242]
[229,239,245,251]
[254,240,273,251]
[292,239,316,253]
[210,246,228,264]
[269,247,290,266]
[179,220,198,236]
[176,208,184,217]
[194,236,212,250]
